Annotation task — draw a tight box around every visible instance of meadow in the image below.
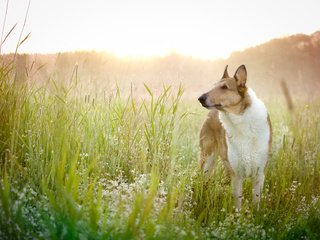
[1,57,320,240]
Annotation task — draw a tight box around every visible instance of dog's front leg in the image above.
[202,154,215,181]
[231,175,242,210]
[252,173,264,209]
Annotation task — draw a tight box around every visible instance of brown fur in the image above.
[199,109,234,176]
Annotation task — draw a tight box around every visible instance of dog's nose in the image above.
[198,94,207,104]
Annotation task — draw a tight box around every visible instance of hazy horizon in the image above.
[1,0,320,59]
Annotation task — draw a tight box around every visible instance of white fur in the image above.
[219,88,270,208]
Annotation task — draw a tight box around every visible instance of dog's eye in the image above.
[221,85,228,90]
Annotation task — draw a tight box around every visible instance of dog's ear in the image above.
[234,65,247,87]
[222,65,229,79]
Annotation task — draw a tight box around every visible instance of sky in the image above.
[1,0,320,59]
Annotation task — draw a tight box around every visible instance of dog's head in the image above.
[198,65,249,113]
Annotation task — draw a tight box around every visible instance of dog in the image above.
[198,65,272,209]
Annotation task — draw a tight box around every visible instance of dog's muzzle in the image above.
[198,94,222,109]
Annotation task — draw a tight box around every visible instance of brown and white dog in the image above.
[198,65,272,209]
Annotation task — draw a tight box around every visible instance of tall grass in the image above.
[1,58,320,239]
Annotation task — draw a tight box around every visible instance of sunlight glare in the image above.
[2,0,320,59]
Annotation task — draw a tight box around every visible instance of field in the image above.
[1,58,320,240]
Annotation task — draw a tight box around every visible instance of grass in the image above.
[1,58,320,240]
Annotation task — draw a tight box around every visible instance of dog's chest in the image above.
[219,102,269,177]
